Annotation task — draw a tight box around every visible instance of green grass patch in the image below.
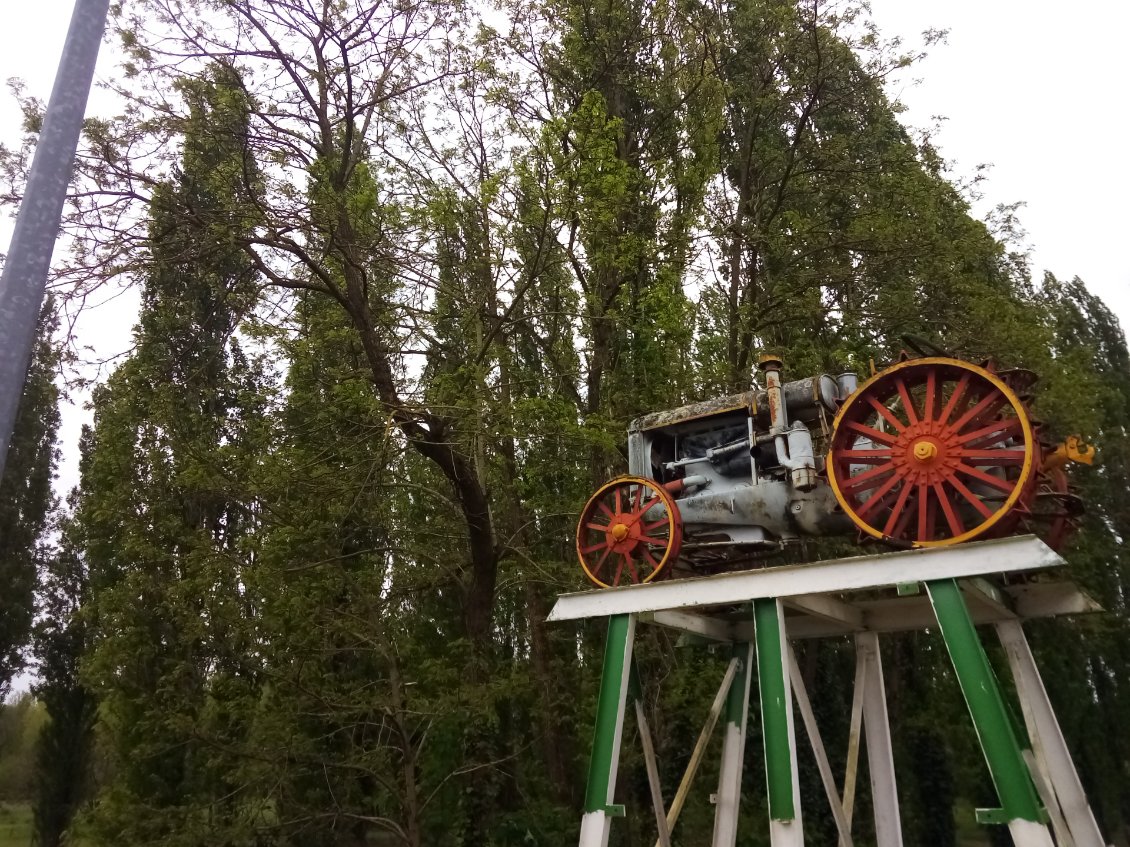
[0,803,31,847]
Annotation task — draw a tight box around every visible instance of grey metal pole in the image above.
[0,0,110,483]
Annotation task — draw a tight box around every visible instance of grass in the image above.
[0,803,31,847]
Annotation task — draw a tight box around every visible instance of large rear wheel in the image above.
[828,357,1037,547]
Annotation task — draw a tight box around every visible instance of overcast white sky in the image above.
[1,0,1127,491]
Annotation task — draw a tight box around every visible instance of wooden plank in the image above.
[635,700,672,847]
[961,577,1016,619]
[857,632,903,846]
[549,536,1062,622]
[1010,583,1103,618]
[842,649,866,829]
[784,593,864,630]
[997,620,1106,846]
[788,644,854,846]
[642,609,736,642]
[655,658,739,847]
[782,582,1099,639]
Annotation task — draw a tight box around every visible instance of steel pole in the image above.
[0,0,110,482]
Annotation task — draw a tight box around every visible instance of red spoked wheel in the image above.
[576,476,683,588]
[828,357,1037,547]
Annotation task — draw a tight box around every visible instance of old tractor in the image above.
[576,350,1095,588]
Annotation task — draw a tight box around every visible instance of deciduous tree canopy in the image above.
[2,1,1127,844]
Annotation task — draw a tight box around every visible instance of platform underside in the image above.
[549,535,1100,638]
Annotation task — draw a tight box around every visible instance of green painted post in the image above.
[580,613,636,847]
[926,579,1044,824]
[713,639,754,847]
[754,598,795,822]
[723,641,751,730]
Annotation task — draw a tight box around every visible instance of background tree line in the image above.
[1,0,1127,844]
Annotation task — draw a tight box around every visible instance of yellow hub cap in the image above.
[912,440,938,463]
[611,523,629,541]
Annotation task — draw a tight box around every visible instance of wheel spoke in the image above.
[938,373,971,425]
[934,482,965,537]
[882,479,915,536]
[895,377,919,426]
[947,473,995,519]
[839,449,893,463]
[842,464,897,492]
[866,394,906,433]
[960,418,1022,448]
[585,521,610,531]
[856,474,903,519]
[612,555,627,586]
[639,495,661,515]
[580,541,608,555]
[641,547,660,569]
[613,487,622,516]
[952,393,1005,434]
[890,489,916,539]
[598,501,615,520]
[958,449,1026,466]
[592,546,613,575]
[956,463,1014,493]
[625,555,639,583]
[923,367,938,421]
[641,535,669,546]
[641,517,669,532]
[844,419,898,446]
[917,483,935,541]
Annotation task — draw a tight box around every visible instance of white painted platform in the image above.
[549,536,1065,623]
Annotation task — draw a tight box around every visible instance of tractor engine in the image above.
[576,354,1092,588]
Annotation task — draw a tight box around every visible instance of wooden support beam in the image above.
[857,632,903,846]
[784,593,864,630]
[635,700,672,847]
[654,658,739,847]
[961,577,1016,619]
[783,583,1100,639]
[641,609,736,642]
[787,644,854,846]
[1011,583,1103,619]
[842,647,866,829]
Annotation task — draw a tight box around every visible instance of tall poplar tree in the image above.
[0,302,61,697]
[77,64,269,844]
[32,510,96,847]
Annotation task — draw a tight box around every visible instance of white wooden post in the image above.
[996,619,1105,847]
[712,642,754,847]
[856,632,903,847]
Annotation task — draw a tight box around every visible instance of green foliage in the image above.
[0,303,61,697]
[76,65,271,846]
[31,521,97,847]
[26,0,1130,844]
[0,695,47,802]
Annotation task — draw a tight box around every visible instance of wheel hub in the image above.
[912,440,938,463]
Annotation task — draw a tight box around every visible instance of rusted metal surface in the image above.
[633,391,756,432]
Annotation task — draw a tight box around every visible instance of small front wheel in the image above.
[576,476,683,588]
